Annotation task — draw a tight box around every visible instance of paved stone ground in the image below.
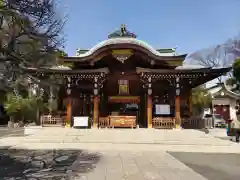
[0,127,24,138]
[169,152,240,180]
[0,147,207,180]
[97,151,207,180]
[0,147,100,180]
[0,128,240,179]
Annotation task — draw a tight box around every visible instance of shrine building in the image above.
[25,25,231,129]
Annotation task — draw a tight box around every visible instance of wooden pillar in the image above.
[189,91,193,116]
[93,77,99,128]
[147,76,153,128]
[175,96,181,128]
[83,95,87,116]
[66,77,72,127]
[175,77,181,128]
[147,94,152,128]
[66,98,72,127]
[93,95,99,128]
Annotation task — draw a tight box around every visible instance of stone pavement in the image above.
[208,128,233,140]
[0,127,24,138]
[169,152,240,180]
[0,128,239,179]
[87,151,207,180]
[0,148,207,180]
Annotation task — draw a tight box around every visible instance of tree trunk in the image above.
[35,105,40,125]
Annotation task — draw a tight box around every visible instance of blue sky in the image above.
[60,0,240,57]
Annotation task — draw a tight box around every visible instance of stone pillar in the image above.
[147,77,152,128]
[175,77,181,128]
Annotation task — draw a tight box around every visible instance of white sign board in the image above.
[155,104,170,115]
[73,116,89,127]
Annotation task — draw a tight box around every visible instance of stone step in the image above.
[22,140,232,146]
[13,142,240,153]
[22,136,232,145]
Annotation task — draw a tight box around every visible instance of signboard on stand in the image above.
[155,104,170,115]
[73,116,89,127]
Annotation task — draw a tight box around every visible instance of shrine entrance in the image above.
[24,25,231,129]
[98,69,145,128]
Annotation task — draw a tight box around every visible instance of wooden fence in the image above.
[41,115,65,127]
[182,117,213,129]
[40,115,213,129]
[98,117,110,128]
[152,117,175,129]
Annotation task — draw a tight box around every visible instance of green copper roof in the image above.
[77,48,176,55]
[77,49,89,54]
[156,49,176,53]
[75,26,181,58]
[108,24,137,39]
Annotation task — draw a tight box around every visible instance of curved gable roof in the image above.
[212,83,240,99]
[75,38,185,60]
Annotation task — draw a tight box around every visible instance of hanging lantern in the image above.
[176,89,180,96]
[148,89,152,95]
[94,89,98,95]
[67,89,71,95]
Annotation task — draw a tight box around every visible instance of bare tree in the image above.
[187,45,232,67]
[224,35,240,59]
[187,45,233,83]
[0,0,65,90]
[187,34,240,84]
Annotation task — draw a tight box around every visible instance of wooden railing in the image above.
[152,117,175,129]
[41,115,65,127]
[98,117,110,128]
[98,116,136,128]
[110,116,136,128]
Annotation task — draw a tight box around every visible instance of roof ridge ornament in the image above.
[108,24,137,39]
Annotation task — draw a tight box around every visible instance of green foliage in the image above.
[4,93,45,122]
[0,0,64,91]
[233,58,240,82]
[0,90,6,104]
[56,50,68,57]
[46,99,58,115]
[226,78,235,86]
[191,87,212,116]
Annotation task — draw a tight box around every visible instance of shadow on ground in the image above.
[168,151,240,180]
[0,146,100,179]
